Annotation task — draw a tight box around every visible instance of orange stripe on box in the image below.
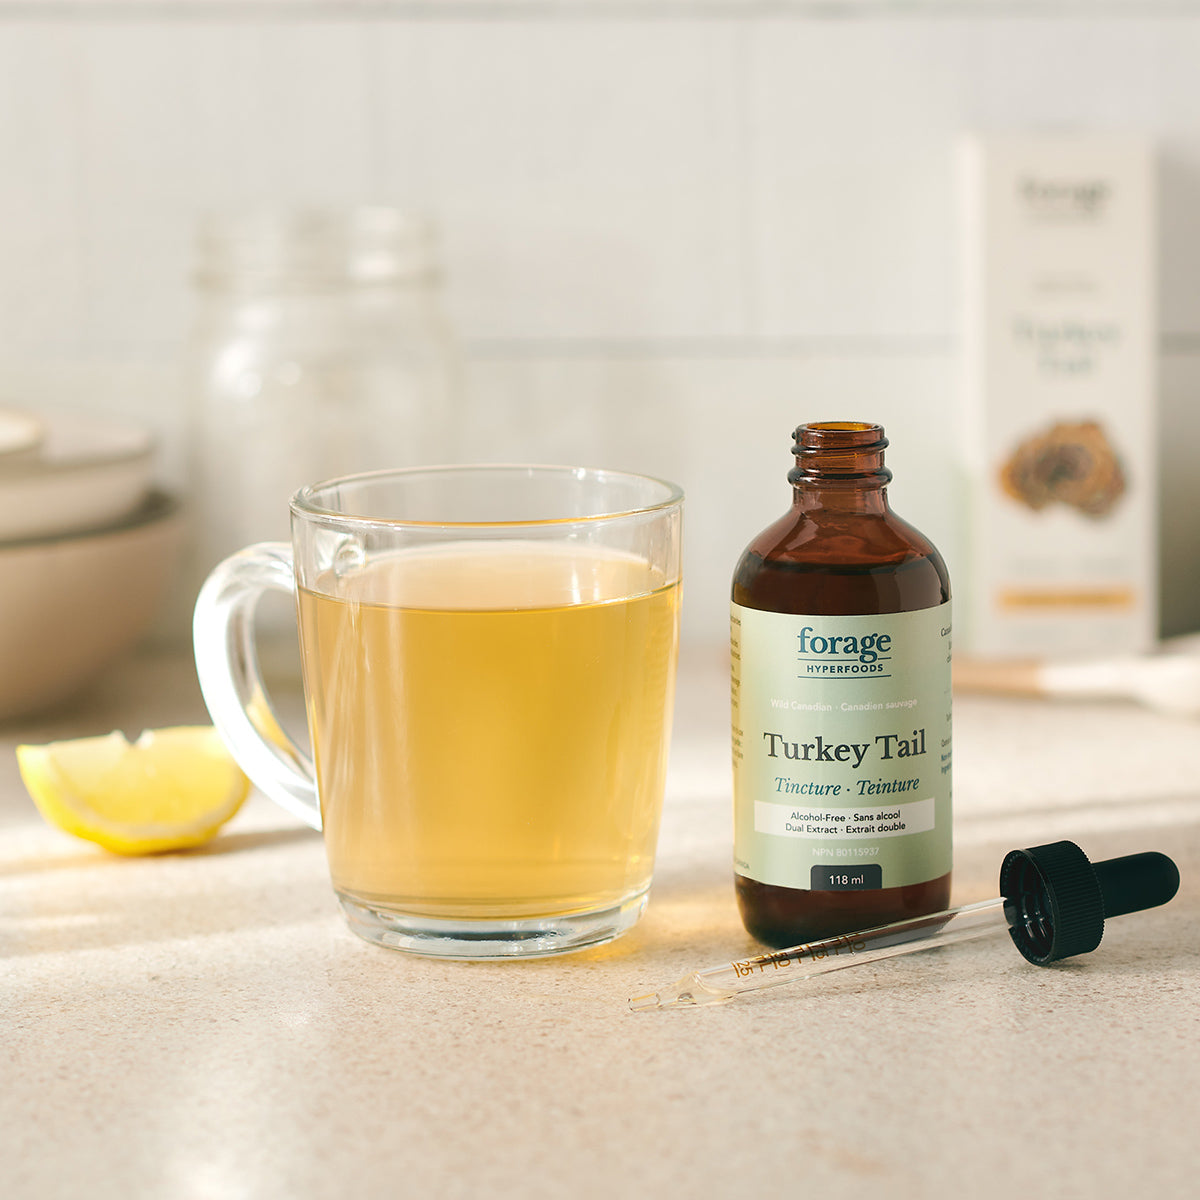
[998,587,1137,612]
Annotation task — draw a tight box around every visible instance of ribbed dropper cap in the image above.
[999,840,1180,966]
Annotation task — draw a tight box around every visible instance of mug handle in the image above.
[193,542,322,831]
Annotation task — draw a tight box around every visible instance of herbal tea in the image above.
[298,541,680,921]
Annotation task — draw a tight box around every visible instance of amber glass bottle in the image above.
[731,422,952,948]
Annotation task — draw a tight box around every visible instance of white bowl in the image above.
[0,492,183,721]
[0,411,154,542]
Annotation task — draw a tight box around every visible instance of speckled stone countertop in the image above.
[3,647,1198,1199]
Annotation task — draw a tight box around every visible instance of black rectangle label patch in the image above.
[811,864,883,891]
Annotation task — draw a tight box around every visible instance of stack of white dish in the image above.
[0,407,183,720]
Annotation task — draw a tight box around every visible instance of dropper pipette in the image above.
[630,840,1179,1011]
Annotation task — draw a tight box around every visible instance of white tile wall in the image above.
[747,20,972,340]
[0,26,86,355]
[371,20,750,340]
[0,8,1198,646]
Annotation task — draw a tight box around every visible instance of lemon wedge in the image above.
[16,726,251,855]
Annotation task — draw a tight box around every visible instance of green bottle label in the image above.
[732,602,952,891]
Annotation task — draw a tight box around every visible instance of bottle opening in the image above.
[793,422,888,453]
[789,422,891,487]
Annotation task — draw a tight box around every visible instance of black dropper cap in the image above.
[998,840,1179,966]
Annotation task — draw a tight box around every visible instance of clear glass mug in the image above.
[193,465,683,958]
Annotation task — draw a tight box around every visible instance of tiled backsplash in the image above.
[1,6,1198,644]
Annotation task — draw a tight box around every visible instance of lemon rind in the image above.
[16,727,250,855]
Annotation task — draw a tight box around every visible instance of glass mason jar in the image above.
[186,207,459,665]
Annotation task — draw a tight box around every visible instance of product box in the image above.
[960,134,1157,659]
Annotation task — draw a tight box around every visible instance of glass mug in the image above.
[193,465,683,958]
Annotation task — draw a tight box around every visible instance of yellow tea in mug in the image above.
[297,540,680,921]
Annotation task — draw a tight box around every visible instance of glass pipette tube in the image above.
[630,898,1006,1010]
[629,842,1179,1011]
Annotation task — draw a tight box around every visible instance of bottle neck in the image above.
[788,422,891,515]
